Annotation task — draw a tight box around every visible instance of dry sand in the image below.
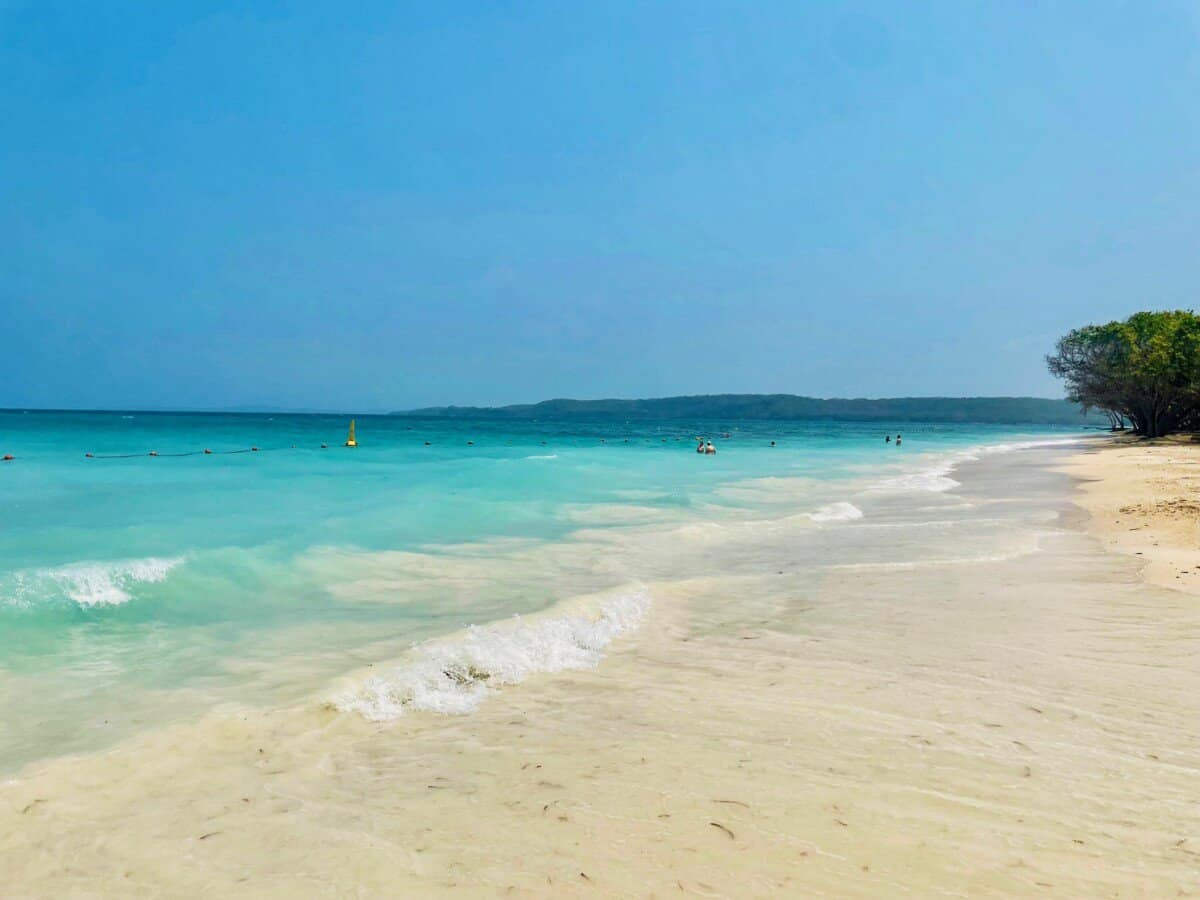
[1063,434,1200,596]
[1,440,1197,898]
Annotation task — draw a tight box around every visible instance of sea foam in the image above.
[3,557,183,609]
[872,437,1084,494]
[334,587,650,720]
[807,502,864,522]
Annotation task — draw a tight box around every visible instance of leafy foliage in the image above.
[1047,311,1200,437]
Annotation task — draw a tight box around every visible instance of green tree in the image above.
[1047,310,1200,437]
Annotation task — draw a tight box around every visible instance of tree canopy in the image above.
[1047,310,1200,438]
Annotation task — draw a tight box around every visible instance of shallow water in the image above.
[0,411,1085,772]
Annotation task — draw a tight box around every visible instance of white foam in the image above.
[828,532,1046,571]
[334,587,651,720]
[4,557,183,609]
[849,517,1005,530]
[872,437,1085,495]
[807,502,864,523]
[523,453,558,460]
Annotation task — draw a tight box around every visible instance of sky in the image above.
[2,1,1199,411]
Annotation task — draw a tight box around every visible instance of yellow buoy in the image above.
[344,419,357,448]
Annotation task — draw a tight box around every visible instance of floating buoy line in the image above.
[82,446,293,460]
[73,421,362,460]
[2,422,752,462]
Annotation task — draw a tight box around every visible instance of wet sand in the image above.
[2,440,1198,897]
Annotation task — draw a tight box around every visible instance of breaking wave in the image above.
[333,587,651,720]
[1,557,184,610]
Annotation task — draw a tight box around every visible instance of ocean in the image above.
[0,411,1087,773]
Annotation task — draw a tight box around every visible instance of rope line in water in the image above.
[8,435,745,462]
[84,445,310,460]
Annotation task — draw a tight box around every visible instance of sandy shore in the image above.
[1063,434,1200,596]
[2,440,1198,897]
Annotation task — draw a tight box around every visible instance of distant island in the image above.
[395,395,1102,426]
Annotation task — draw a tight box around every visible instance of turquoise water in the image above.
[0,411,1087,770]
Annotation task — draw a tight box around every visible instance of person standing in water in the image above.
[705,441,716,454]
[896,434,902,446]
[885,435,891,443]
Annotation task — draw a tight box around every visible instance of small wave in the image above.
[872,453,964,493]
[871,436,1084,495]
[827,535,1045,571]
[333,588,650,720]
[523,453,558,460]
[848,517,1001,530]
[565,503,674,525]
[807,502,864,523]
[2,557,183,610]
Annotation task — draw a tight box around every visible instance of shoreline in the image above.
[2,436,1197,897]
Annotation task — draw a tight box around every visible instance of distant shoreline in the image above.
[2,396,1105,426]
[395,393,1104,426]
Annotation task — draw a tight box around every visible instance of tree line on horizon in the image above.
[398,395,1102,426]
[1047,310,1200,438]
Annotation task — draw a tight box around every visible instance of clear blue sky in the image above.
[2,1,1198,411]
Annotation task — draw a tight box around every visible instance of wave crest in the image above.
[333,587,651,720]
[2,557,183,610]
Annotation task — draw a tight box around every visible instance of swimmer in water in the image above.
[885,435,891,443]
[696,440,705,454]
[896,434,902,446]
[705,441,716,455]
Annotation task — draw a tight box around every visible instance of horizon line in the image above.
[1,392,1073,417]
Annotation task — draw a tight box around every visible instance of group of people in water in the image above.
[886,433,903,445]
